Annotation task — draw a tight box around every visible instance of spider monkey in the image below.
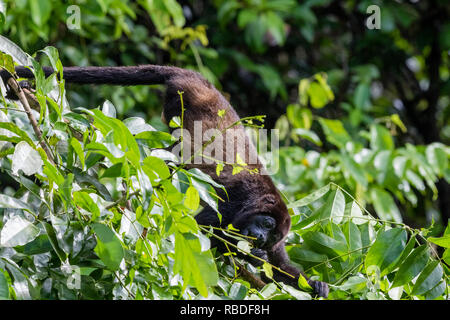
[3,65,329,298]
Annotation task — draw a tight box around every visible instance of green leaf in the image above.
[328,189,346,224]
[169,116,181,128]
[287,104,312,129]
[340,153,368,188]
[365,228,407,276]
[70,138,85,170]
[339,276,367,292]
[102,100,116,118]
[0,270,9,299]
[84,109,140,167]
[427,235,450,248]
[174,232,218,297]
[370,124,394,150]
[244,17,267,54]
[237,9,258,28]
[73,191,100,222]
[392,156,409,178]
[1,258,31,299]
[0,35,31,66]
[307,74,334,108]
[163,0,186,27]
[411,261,443,296]
[297,273,312,291]
[217,0,241,27]
[287,183,330,208]
[426,143,448,176]
[16,234,52,255]
[191,177,219,214]
[291,128,322,146]
[392,245,429,288]
[344,201,367,225]
[184,186,200,211]
[41,221,67,261]
[308,82,329,108]
[343,221,362,259]
[0,216,40,247]
[289,247,328,263]
[123,117,156,134]
[0,194,34,212]
[29,0,52,27]
[175,215,199,234]
[43,160,65,185]
[424,281,446,300]
[263,262,273,279]
[64,112,90,132]
[298,79,310,106]
[370,187,402,223]
[353,83,370,109]
[318,118,351,149]
[406,169,425,191]
[390,114,407,133]
[215,163,224,177]
[280,283,312,300]
[391,235,416,271]
[142,156,170,184]
[309,189,345,226]
[136,131,177,148]
[0,122,34,147]
[264,11,285,45]
[101,163,124,179]
[0,52,15,74]
[11,141,44,176]
[442,243,450,262]
[73,169,113,201]
[92,223,124,271]
[302,231,347,257]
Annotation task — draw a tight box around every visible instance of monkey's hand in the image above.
[248,248,268,267]
[308,279,329,298]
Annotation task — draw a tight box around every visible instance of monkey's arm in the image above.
[268,242,329,298]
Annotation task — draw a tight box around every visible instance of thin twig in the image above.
[6,76,55,163]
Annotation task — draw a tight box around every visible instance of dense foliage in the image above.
[0,0,448,300]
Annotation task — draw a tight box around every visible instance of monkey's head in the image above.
[232,178,291,250]
[239,214,278,249]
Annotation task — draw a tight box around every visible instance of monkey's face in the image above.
[240,215,278,249]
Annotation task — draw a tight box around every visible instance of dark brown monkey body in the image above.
[6,65,329,298]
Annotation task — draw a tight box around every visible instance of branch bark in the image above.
[235,261,266,290]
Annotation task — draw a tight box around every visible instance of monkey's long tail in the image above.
[13,65,182,86]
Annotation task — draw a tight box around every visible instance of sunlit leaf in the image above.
[0,216,40,247]
[427,235,450,248]
[11,141,43,176]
